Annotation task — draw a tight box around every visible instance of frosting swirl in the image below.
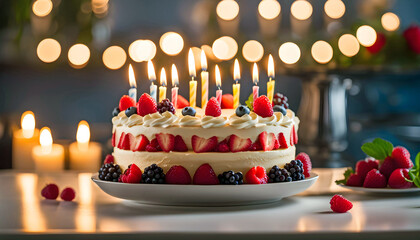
[258,114,277,125]
[229,112,259,129]
[201,116,228,128]
[126,115,143,127]
[143,112,178,128]
[112,111,128,126]
[273,112,293,127]
[179,115,201,127]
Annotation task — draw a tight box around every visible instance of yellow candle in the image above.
[32,127,64,172]
[188,48,197,108]
[200,50,209,108]
[267,54,275,103]
[12,111,39,170]
[159,67,167,102]
[69,121,102,172]
[233,59,241,109]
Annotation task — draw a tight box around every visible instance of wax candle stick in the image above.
[171,64,179,109]
[32,127,64,172]
[201,50,209,108]
[252,63,259,101]
[128,64,137,102]
[233,59,241,109]
[12,111,39,170]
[215,65,222,105]
[267,54,275,103]
[148,60,157,102]
[188,49,197,108]
[159,67,167,102]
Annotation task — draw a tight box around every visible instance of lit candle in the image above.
[159,67,167,102]
[215,64,222,105]
[200,49,209,108]
[267,54,275,103]
[148,60,157,102]
[12,111,39,170]
[233,59,241,109]
[69,121,102,172]
[252,63,259,101]
[128,64,137,102]
[188,48,197,108]
[32,127,64,172]
[171,64,179,109]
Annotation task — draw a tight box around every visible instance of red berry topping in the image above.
[250,140,262,151]
[157,99,176,114]
[41,184,59,200]
[193,164,219,185]
[355,158,379,180]
[292,125,298,145]
[191,135,218,153]
[245,166,268,184]
[221,94,233,109]
[132,135,149,151]
[119,164,142,183]
[177,95,190,108]
[379,156,397,179]
[391,146,413,169]
[112,131,116,147]
[145,138,161,152]
[60,187,76,201]
[103,154,114,164]
[388,168,413,189]
[119,95,136,111]
[296,152,312,178]
[118,132,132,150]
[156,133,175,152]
[174,135,188,152]
[258,131,276,151]
[272,93,289,109]
[216,139,230,152]
[228,134,252,153]
[205,97,222,117]
[363,169,387,188]
[346,174,363,187]
[330,194,353,213]
[253,95,273,118]
[137,93,157,117]
[166,165,192,184]
[278,133,288,148]
[273,138,280,149]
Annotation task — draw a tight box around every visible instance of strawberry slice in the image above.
[292,125,298,145]
[278,133,288,148]
[112,131,116,147]
[193,163,219,185]
[191,135,218,153]
[290,129,294,146]
[274,138,280,149]
[216,139,230,152]
[228,134,252,152]
[117,132,132,150]
[250,140,262,151]
[166,165,191,184]
[156,133,175,152]
[117,132,126,149]
[174,135,188,152]
[258,131,276,151]
[132,134,149,151]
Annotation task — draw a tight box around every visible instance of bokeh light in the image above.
[278,42,301,64]
[37,38,61,63]
[258,0,281,20]
[32,0,53,17]
[291,0,313,20]
[216,0,239,21]
[338,34,360,57]
[381,12,400,31]
[92,0,109,17]
[129,40,156,62]
[356,25,377,47]
[212,36,238,60]
[324,0,345,19]
[201,45,218,61]
[68,44,90,67]
[311,41,333,64]
[102,46,127,70]
[159,32,184,56]
[242,40,264,62]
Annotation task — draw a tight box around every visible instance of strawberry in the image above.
[156,133,175,152]
[191,135,218,153]
[363,169,387,188]
[193,164,219,185]
[296,152,312,178]
[117,132,125,149]
[103,154,114,164]
[216,139,230,152]
[60,187,76,201]
[145,138,161,152]
[250,140,262,151]
[112,131,116,147]
[119,133,132,150]
[119,164,142,183]
[278,133,288,148]
[273,138,280,149]
[258,131,276,151]
[388,168,413,189]
[41,184,59,200]
[177,95,189,108]
[221,94,233,109]
[137,93,157,117]
[355,158,379,180]
[174,135,188,152]
[228,135,252,152]
[253,95,273,118]
[205,97,222,117]
[330,195,353,213]
[392,146,413,169]
[119,95,136,111]
[166,165,191,184]
[132,134,149,151]
[346,174,363,187]
[379,156,397,179]
[292,125,298,145]
[245,166,268,184]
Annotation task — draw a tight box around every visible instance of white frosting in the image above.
[228,112,259,129]
[179,115,201,127]
[126,115,143,127]
[111,111,128,126]
[258,114,277,125]
[201,116,228,128]
[143,112,178,128]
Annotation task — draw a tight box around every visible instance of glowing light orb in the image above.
[216,0,239,21]
[278,42,301,64]
[291,0,313,20]
[381,12,400,32]
[68,44,90,67]
[311,41,333,64]
[37,38,61,63]
[338,34,360,57]
[212,36,238,61]
[258,0,281,20]
[102,46,127,70]
[242,40,264,62]
[160,32,184,56]
[356,25,377,47]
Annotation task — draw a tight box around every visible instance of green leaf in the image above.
[361,138,393,160]
[414,177,420,188]
[415,152,420,168]
[372,138,393,157]
[335,168,354,185]
[245,94,253,111]
[406,170,415,183]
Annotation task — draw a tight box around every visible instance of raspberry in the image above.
[157,99,175,114]
[388,168,413,189]
[272,93,289,109]
[355,158,379,180]
[296,152,312,178]
[245,166,268,184]
[103,154,114,164]
[346,174,363,187]
[205,97,222,117]
[253,95,273,118]
[363,169,387,188]
[119,95,136,111]
[216,140,230,152]
[379,156,397,179]
[391,146,413,169]
[60,187,76,201]
[330,195,353,213]
[41,184,59,200]
[137,93,157,116]
[119,164,142,183]
[193,164,219,185]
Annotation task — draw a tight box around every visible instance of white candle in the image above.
[171,64,179,109]
[128,64,137,102]
[215,65,222,105]
[201,50,209,108]
[252,63,259,102]
[148,60,157,102]
[159,67,167,102]
[12,111,39,170]
[32,127,64,172]
[188,49,197,108]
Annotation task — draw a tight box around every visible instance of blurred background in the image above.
[1,0,420,169]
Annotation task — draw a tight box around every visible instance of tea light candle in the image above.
[215,65,222,105]
[188,49,197,108]
[267,54,275,103]
[252,63,259,101]
[159,67,167,102]
[128,64,137,102]
[200,50,209,108]
[32,127,64,172]
[12,111,39,170]
[148,60,157,102]
[233,59,241,109]
[171,64,179,109]
[69,121,102,172]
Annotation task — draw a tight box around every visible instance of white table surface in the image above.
[0,168,419,240]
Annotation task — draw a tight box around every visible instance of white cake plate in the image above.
[338,184,420,193]
[92,173,318,206]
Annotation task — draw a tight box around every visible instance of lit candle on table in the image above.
[252,63,259,101]
[233,59,241,109]
[32,127,64,172]
[128,64,137,102]
[188,48,197,108]
[215,64,222,105]
[69,121,102,172]
[201,49,209,108]
[171,64,179,109]
[12,111,39,170]
[267,54,275,103]
[159,67,167,102]
[148,60,157,102]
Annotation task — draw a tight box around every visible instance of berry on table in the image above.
[193,163,219,185]
[157,99,176,114]
[205,97,222,117]
[218,170,243,185]
[391,146,413,169]
[41,184,59,200]
[119,95,136,111]
[142,164,166,184]
[273,105,287,115]
[60,187,76,202]
[182,107,196,116]
[284,160,305,181]
[137,93,157,116]
[330,194,353,213]
[296,152,312,178]
[245,166,268,184]
[253,95,273,118]
[99,163,122,182]
[268,165,292,183]
[363,169,387,188]
[166,165,191,184]
[119,164,142,183]
[235,105,250,117]
[112,107,120,117]
[125,106,137,117]
[388,168,413,189]
[272,93,289,109]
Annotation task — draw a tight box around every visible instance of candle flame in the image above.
[21,111,35,138]
[268,54,275,79]
[171,64,179,86]
[201,49,207,71]
[39,127,52,153]
[252,63,259,85]
[233,59,240,83]
[128,64,136,88]
[160,67,167,87]
[147,60,156,82]
[76,120,90,144]
[215,64,221,88]
[188,48,196,78]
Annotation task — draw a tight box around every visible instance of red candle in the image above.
[215,65,222,105]
[252,63,259,101]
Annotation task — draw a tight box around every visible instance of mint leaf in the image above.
[335,168,354,185]
[245,94,253,111]
[361,138,393,160]
[414,177,420,188]
[416,152,420,168]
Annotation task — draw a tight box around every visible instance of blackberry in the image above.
[268,165,292,183]
[142,164,166,184]
[272,93,289,109]
[284,160,305,181]
[157,99,175,114]
[218,170,243,185]
[99,163,122,182]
